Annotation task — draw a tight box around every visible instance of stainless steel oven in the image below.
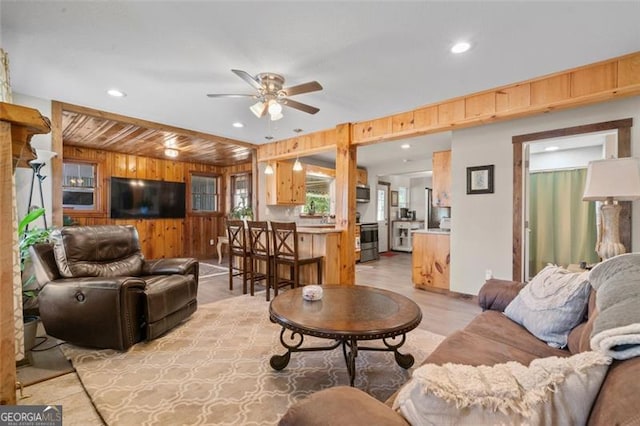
[359,222,379,262]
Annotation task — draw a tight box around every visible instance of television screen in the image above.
[110,177,186,219]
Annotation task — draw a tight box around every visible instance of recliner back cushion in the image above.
[52,225,144,278]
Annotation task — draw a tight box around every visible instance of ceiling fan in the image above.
[207,69,322,121]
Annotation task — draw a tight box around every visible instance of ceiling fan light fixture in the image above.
[270,111,283,121]
[268,100,282,115]
[164,148,179,158]
[250,101,266,118]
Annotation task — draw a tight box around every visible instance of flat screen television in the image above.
[110,177,186,219]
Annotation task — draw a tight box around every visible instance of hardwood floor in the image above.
[200,251,481,337]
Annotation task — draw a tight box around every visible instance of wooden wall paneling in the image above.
[618,55,640,86]
[530,74,571,106]
[256,129,336,162]
[570,62,617,98]
[126,154,137,177]
[112,153,128,177]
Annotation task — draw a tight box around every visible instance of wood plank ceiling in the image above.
[62,110,255,166]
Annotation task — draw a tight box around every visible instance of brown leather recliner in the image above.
[29,225,198,350]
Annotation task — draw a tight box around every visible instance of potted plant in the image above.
[18,207,52,352]
[230,200,253,220]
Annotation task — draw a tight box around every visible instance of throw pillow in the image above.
[392,351,611,426]
[504,265,591,348]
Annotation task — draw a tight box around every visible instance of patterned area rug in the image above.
[62,295,444,426]
[199,261,228,278]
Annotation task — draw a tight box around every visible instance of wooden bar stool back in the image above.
[226,219,250,294]
[270,221,323,294]
[246,221,273,299]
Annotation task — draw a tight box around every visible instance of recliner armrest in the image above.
[38,276,147,350]
[478,278,525,312]
[142,258,199,277]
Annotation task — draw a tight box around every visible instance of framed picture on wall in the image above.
[467,165,494,194]
[391,190,399,206]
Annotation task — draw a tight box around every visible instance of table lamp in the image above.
[583,157,640,259]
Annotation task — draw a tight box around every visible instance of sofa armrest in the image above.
[478,278,525,312]
[142,258,198,278]
[38,276,146,350]
[279,386,408,426]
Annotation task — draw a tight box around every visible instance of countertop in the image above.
[297,227,341,234]
[413,228,451,235]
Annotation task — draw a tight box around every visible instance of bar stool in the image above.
[246,221,274,300]
[226,219,250,294]
[271,221,323,293]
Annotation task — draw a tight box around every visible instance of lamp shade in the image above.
[583,157,640,201]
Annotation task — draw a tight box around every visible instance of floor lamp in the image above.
[583,157,640,260]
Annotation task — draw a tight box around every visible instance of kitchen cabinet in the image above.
[391,220,424,252]
[265,161,306,205]
[432,150,451,207]
[412,231,450,290]
[356,168,368,186]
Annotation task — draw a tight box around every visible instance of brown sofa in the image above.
[280,278,640,425]
[30,225,199,350]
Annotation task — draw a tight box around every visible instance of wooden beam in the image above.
[0,102,51,405]
[0,121,16,405]
[334,123,356,285]
[51,101,63,227]
[350,51,640,145]
[256,129,335,162]
[59,102,256,149]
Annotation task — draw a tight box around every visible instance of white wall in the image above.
[451,96,640,295]
[529,145,603,171]
[13,93,53,227]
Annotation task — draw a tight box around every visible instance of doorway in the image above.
[512,118,633,281]
[377,182,390,252]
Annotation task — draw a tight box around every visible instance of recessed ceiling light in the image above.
[265,136,274,140]
[545,146,560,152]
[451,42,471,54]
[107,89,126,97]
[232,122,244,128]
[401,143,411,149]
[293,128,304,133]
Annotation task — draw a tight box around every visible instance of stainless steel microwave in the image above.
[356,186,370,203]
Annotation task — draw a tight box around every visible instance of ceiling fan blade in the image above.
[231,69,262,90]
[206,93,255,98]
[282,98,320,115]
[282,81,323,96]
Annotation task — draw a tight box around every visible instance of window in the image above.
[303,175,333,215]
[398,186,409,208]
[377,189,386,221]
[190,174,219,212]
[231,173,252,211]
[63,162,96,210]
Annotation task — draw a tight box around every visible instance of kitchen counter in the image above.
[297,227,341,234]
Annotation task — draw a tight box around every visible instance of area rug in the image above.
[199,261,228,278]
[380,251,398,257]
[62,294,444,426]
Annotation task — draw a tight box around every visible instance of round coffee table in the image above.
[269,285,422,386]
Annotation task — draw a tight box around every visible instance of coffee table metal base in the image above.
[270,327,415,386]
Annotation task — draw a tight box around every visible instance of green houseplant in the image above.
[229,200,253,220]
[18,207,52,352]
[19,207,52,310]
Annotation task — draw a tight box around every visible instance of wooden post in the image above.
[0,102,50,405]
[51,101,63,227]
[334,123,356,285]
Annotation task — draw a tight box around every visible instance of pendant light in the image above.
[264,163,274,175]
[292,157,303,172]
